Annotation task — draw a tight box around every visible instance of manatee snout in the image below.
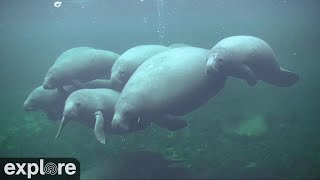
[205,55,221,74]
[110,75,124,91]
[43,71,61,89]
[43,77,55,90]
[110,69,128,90]
[23,100,35,111]
[63,104,79,120]
[111,113,130,132]
[63,110,77,120]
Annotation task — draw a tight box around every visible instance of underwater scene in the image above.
[0,0,319,179]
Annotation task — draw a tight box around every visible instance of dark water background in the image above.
[0,0,319,179]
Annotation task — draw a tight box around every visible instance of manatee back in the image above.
[214,36,277,65]
[111,45,169,80]
[119,47,224,116]
[67,88,119,114]
[45,47,119,87]
[168,43,191,49]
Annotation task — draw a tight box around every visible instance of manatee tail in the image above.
[55,116,68,139]
[268,68,299,87]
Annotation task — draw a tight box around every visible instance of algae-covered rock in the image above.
[233,114,267,136]
[245,161,257,168]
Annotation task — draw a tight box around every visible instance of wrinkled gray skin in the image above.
[43,47,119,90]
[111,47,226,132]
[23,79,111,121]
[107,45,169,91]
[168,43,191,49]
[206,36,299,87]
[55,89,121,144]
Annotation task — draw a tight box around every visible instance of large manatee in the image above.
[111,47,226,131]
[107,45,169,91]
[206,36,299,87]
[43,47,119,90]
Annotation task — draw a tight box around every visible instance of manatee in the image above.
[111,47,226,131]
[107,45,169,91]
[168,43,191,49]
[55,88,187,144]
[206,36,299,87]
[43,47,119,90]
[23,79,112,120]
[23,86,76,120]
[55,89,120,144]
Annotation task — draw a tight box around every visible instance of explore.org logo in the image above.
[0,158,80,180]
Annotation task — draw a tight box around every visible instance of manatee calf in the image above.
[107,45,169,91]
[55,89,120,144]
[23,79,112,120]
[206,36,299,87]
[43,47,119,90]
[111,47,226,131]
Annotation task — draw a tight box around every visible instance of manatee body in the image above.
[111,47,226,131]
[23,79,111,120]
[168,43,191,49]
[55,88,157,144]
[108,45,169,91]
[206,36,299,87]
[43,47,119,89]
[56,89,120,144]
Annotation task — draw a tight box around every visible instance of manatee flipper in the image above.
[55,116,69,139]
[94,110,106,144]
[72,80,86,89]
[239,64,257,86]
[154,115,189,131]
[270,68,299,87]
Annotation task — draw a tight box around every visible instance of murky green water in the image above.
[0,0,319,179]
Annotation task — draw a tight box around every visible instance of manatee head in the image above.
[110,65,130,91]
[55,101,81,139]
[23,96,39,111]
[205,47,231,76]
[63,101,81,120]
[23,87,47,111]
[111,99,140,133]
[43,69,62,89]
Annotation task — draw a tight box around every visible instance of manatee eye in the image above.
[216,58,224,67]
[48,77,58,86]
[119,69,125,77]
[76,102,81,107]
